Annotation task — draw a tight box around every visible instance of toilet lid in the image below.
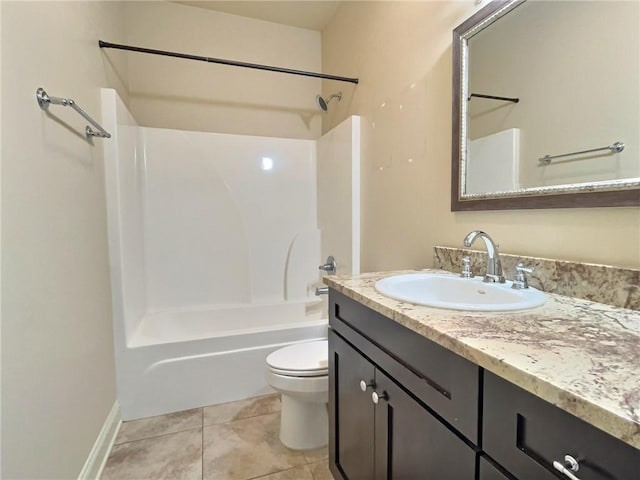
[266,340,328,376]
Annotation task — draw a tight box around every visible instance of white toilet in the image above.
[265,340,329,450]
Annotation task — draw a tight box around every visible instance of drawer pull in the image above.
[553,455,581,480]
[372,391,388,404]
[359,380,375,392]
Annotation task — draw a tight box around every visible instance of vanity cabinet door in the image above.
[483,372,640,480]
[329,330,375,480]
[330,291,480,444]
[373,369,477,480]
[479,457,512,480]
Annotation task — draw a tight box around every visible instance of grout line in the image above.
[202,395,281,426]
[246,465,303,480]
[202,409,282,429]
[113,425,203,447]
[304,454,329,467]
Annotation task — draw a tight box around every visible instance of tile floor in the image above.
[102,394,332,480]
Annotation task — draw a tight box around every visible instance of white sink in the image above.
[374,273,546,311]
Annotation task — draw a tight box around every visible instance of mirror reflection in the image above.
[461,0,639,198]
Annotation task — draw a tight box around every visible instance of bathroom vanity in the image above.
[325,271,640,480]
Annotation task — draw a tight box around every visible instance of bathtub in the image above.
[117,299,327,420]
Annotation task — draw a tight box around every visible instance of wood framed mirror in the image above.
[451,0,640,211]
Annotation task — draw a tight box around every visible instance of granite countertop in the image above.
[323,269,640,450]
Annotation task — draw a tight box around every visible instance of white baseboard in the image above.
[78,401,122,480]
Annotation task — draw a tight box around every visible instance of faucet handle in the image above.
[461,256,474,278]
[512,263,534,289]
[319,256,337,275]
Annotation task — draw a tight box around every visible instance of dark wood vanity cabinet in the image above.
[483,372,640,480]
[329,330,477,480]
[372,367,477,479]
[328,290,640,480]
[329,329,375,479]
[329,291,479,480]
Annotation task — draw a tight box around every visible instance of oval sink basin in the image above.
[374,273,546,311]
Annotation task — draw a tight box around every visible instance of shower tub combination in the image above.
[101,89,359,420]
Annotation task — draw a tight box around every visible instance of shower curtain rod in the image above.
[99,41,359,84]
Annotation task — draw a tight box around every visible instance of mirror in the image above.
[452,0,640,210]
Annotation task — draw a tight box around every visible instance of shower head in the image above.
[316,92,342,111]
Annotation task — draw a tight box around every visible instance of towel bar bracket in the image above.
[36,87,111,139]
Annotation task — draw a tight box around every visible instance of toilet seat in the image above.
[266,340,328,377]
[268,366,327,377]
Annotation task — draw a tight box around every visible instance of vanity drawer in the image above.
[483,371,640,480]
[329,290,480,444]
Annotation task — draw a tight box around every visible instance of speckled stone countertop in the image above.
[323,269,640,450]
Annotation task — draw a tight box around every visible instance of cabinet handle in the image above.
[371,391,388,404]
[359,380,375,392]
[553,455,581,480]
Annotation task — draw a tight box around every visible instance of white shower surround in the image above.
[101,89,359,420]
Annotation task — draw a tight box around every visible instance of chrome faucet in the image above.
[463,231,505,283]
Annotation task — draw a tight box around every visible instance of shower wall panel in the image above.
[102,89,147,341]
[141,129,319,312]
[317,116,361,275]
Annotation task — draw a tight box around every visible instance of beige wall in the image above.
[322,1,640,271]
[123,1,322,139]
[1,1,129,478]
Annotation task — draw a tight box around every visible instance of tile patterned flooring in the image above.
[102,394,332,480]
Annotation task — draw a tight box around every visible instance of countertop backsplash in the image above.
[434,246,640,311]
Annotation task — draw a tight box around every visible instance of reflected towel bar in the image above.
[538,141,624,165]
[36,88,111,139]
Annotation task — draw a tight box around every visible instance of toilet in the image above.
[265,339,329,450]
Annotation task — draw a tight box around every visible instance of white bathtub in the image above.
[117,300,327,420]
